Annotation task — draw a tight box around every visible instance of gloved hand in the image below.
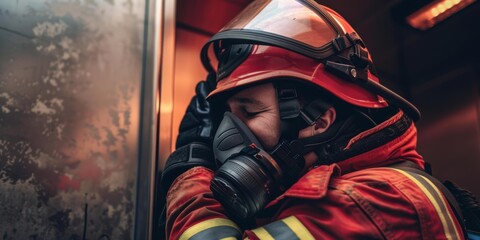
[160,142,215,194]
[158,75,217,237]
[176,76,215,148]
[161,74,217,195]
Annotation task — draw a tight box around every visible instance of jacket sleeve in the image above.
[165,165,387,240]
[165,167,242,240]
[166,166,463,240]
[242,168,466,240]
[243,187,387,240]
[165,166,382,240]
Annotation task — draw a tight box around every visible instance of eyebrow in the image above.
[228,97,267,108]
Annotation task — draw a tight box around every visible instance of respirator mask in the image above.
[210,111,306,221]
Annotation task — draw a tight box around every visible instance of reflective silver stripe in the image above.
[189,226,242,240]
[179,218,241,240]
[251,216,314,240]
[264,219,299,240]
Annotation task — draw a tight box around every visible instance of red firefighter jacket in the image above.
[165,111,465,239]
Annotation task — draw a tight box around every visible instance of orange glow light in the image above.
[406,0,475,30]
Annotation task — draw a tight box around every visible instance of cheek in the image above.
[245,113,280,150]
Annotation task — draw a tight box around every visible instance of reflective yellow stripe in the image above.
[392,169,461,240]
[282,216,315,240]
[251,227,275,240]
[418,175,461,239]
[179,218,240,240]
[221,237,238,240]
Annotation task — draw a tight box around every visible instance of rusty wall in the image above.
[0,0,146,239]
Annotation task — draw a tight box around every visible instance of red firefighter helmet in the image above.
[201,0,420,120]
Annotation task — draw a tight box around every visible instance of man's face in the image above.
[227,83,281,150]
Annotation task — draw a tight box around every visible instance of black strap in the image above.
[276,84,301,120]
[275,83,306,141]
[389,161,468,238]
[302,99,331,123]
[160,142,214,196]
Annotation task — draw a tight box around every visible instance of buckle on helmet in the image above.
[332,33,370,69]
[278,88,298,100]
[332,32,364,52]
[332,35,351,52]
[350,45,370,69]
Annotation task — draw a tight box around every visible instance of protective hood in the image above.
[335,110,425,174]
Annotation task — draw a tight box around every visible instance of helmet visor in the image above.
[221,0,339,48]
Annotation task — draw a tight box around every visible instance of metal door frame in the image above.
[134,0,176,239]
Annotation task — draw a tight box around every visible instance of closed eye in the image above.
[243,108,268,117]
[244,110,258,117]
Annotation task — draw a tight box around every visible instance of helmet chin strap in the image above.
[274,83,341,164]
[272,83,404,168]
[275,83,307,141]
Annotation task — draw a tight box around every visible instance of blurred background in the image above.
[0,0,479,239]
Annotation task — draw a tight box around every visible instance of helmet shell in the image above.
[207,5,388,109]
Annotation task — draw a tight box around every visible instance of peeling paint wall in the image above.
[0,0,145,239]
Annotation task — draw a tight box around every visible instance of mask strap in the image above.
[275,82,336,152]
[275,83,306,140]
[302,98,332,124]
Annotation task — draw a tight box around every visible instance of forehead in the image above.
[227,83,276,105]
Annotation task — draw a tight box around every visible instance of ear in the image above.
[313,107,336,134]
[298,107,336,138]
[298,107,337,170]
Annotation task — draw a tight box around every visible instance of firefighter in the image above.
[160,1,466,239]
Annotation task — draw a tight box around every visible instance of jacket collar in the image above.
[268,110,424,203]
[336,110,424,174]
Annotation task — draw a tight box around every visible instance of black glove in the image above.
[160,142,215,193]
[176,77,215,149]
[161,74,217,194]
[157,74,217,238]
[157,142,214,238]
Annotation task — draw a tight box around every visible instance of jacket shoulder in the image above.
[269,167,423,239]
[331,167,464,239]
